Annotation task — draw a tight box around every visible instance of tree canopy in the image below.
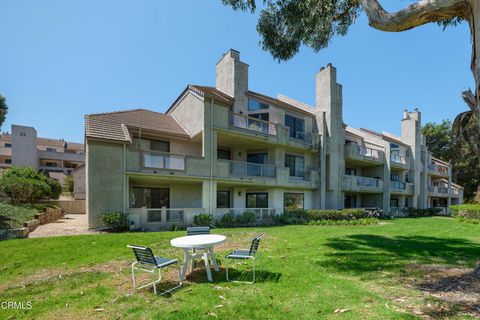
[0,95,8,129]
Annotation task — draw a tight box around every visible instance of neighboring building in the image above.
[0,124,84,173]
[85,49,463,229]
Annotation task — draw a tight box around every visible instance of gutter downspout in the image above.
[123,143,127,220]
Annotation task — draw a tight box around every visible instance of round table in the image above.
[170,234,226,282]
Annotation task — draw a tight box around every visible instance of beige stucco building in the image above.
[85,49,463,229]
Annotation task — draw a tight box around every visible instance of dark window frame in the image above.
[132,187,170,209]
[285,114,306,140]
[285,154,305,177]
[246,192,269,208]
[248,98,269,111]
[216,190,231,208]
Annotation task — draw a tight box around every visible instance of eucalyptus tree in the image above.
[222,0,480,159]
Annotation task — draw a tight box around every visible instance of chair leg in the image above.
[226,257,230,282]
[131,262,137,289]
[252,257,256,284]
[152,269,157,295]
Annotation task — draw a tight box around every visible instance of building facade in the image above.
[85,49,463,229]
[0,124,84,173]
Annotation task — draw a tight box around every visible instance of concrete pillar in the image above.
[11,125,39,168]
[401,110,422,208]
[202,180,217,215]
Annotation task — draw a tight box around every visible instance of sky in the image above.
[0,0,473,143]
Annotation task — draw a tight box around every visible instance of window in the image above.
[390,198,399,207]
[390,173,400,181]
[285,154,305,177]
[46,147,56,152]
[133,138,170,152]
[345,168,357,176]
[4,143,11,148]
[247,153,267,164]
[46,162,57,167]
[405,198,410,207]
[284,193,304,210]
[132,187,169,208]
[344,195,356,208]
[217,148,231,160]
[248,98,268,111]
[5,159,11,164]
[217,191,231,208]
[249,113,269,121]
[285,115,305,140]
[246,193,268,208]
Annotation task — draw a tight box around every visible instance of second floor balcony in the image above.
[344,143,384,164]
[229,160,276,178]
[141,150,186,171]
[390,180,414,194]
[342,175,383,193]
[428,163,449,177]
[230,112,277,136]
[428,185,449,197]
[390,154,408,168]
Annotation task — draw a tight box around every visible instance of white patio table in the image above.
[170,234,226,282]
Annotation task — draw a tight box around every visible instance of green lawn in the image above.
[1,217,479,319]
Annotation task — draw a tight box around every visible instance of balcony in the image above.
[229,160,276,178]
[38,150,84,162]
[141,150,185,171]
[342,175,383,193]
[428,163,449,177]
[344,143,384,164]
[390,154,408,169]
[428,185,449,197]
[389,180,414,194]
[230,112,277,136]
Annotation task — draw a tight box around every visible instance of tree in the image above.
[0,95,8,129]
[423,120,479,201]
[222,0,480,160]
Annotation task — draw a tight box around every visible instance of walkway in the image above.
[29,214,99,238]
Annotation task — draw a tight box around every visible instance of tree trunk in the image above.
[469,0,480,161]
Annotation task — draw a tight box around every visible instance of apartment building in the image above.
[85,49,463,229]
[0,124,84,173]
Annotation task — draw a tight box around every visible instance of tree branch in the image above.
[360,0,470,32]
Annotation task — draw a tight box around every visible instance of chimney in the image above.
[216,49,249,112]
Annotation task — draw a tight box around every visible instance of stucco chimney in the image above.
[215,49,249,112]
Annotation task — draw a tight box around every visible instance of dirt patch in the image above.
[402,264,480,318]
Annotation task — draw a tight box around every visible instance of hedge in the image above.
[450,204,480,220]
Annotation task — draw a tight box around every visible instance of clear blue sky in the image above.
[0,0,473,143]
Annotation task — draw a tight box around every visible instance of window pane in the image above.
[246,194,257,208]
[284,193,304,210]
[249,113,269,121]
[257,193,268,208]
[151,140,170,152]
[217,191,230,208]
[248,98,268,111]
[217,149,231,160]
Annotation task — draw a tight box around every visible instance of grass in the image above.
[0,202,38,229]
[0,217,479,319]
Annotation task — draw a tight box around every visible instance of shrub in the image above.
[100,211,128,231]
[0,176,50,204]
[217,212,236,227]
[450,204,480,220]
[236,211,256,226]
[0,202,38,229]
[193,213,214,226]
[0,166,62,203]
[308,218,379,226]
[64,175,74,193]
[405,207,441,217]
[45,177,61,199]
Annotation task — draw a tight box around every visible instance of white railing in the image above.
[390,154,406,165]
[230,112,277,136]
[215,208,279,221]
[128,207,205,228]
[229,160,276,178]
[141,150,185,171]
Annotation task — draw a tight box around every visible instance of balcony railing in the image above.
[345,143,383,162]
[390,181,406,190]
[229,160,276,178]
[428,163,449,175]
[356,176,380,187]
[428,185,449,195]
[214,208,279,221]
[343,175,383,192]
[128,207,205,228]
[230,112,277,136]
[141,150,185,171]
[390,154,406,165]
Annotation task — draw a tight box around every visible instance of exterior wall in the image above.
[86,140,126,228]
[73,165,86,200]
[169,92,205,138]
[11,125,38,168]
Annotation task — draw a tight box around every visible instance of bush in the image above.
[64,175,74,193]
[215,211,257,228]
[0,202,38,229]
[308,218,379,226]
[0,176,50,204]
[45,177,61,199]
[450,204,480,221]
[236,211,256,226]
[405,207,441,217]
[0,166,62,204]
[193,213,214,226]
[100,211,128,231]
[217,212,236,227]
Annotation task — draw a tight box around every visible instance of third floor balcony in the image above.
[344,143,384,164]
[390,154,408,169]
[428,163,449,177]
[342,175,383,193]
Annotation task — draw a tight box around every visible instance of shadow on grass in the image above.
[319,234,480,275]
[185,267,282,284]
